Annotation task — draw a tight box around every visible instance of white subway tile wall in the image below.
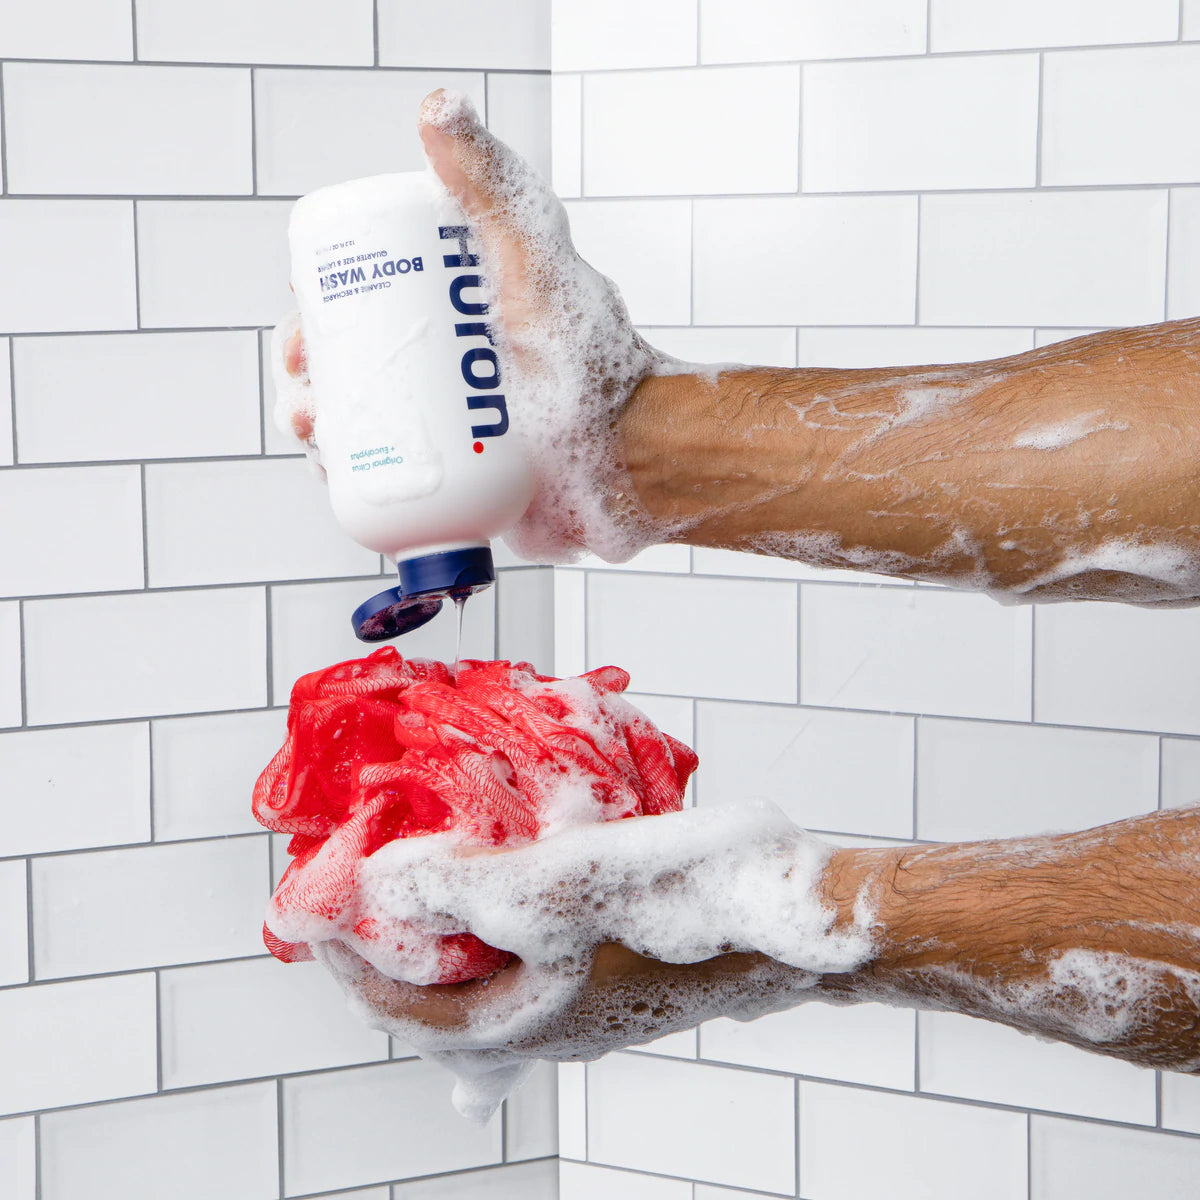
[0,9,556,1197]
[552,1,1200,1197]
[4,1,1200,1196]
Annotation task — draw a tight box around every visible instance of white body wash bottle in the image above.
[287,171,533,639]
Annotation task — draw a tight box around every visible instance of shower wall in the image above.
[550,2,1200,1198]
[0,2,557,1197]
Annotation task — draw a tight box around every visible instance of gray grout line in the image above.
[0,55,547,74]
[911,717,920,840]
[1029,605,1038,722]
[614,1046,1186,1139]
[249,68,258,196]
[0,828,268,869]
[1166,187,1176,318]
[257,330,268,455]
[2,451,303,470]
[146,720,156,841]
[1035,53,1045,188]
[6,337,15,462]
[5,570,380,603]
[264,586,275,707]
[1026,1112,1033,1200]
[16,598,26,727]
[0,61,8,197]
[24,855,34,984]
[276,1076,286,1200]
[131,198,142,327]
[914,193,922,323]
[129,0,138,61]
[373,0,380,67]
[139,462,149,588]
[925,0,933,54]
[794,1076,802,1197]
[33,1110,41,1200]
[154,969,164,1093]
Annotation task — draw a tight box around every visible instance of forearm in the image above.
[622,318,1200,602]
[815,806,1200,1070]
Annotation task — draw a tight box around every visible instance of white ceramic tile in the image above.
[551,74,582,198]
[931,0,1181,51]
[487,73,551,183]
[920,1010,1155,1123]
[394,1161,558,1199]
[1033,327,1103,349]
[801,586,1032,720]
[556,1062,587,1161]
[804,56,1038,193]
[695,701,914,837]
[40,1083,278,1200]
[0,723,150,855]
[1187,0,1200,39]
[692,545,906,587]
[0,0,132,60]
[703,1001,916,1090]
[640,326,797,368]
[0,201,136,333]
[583,67,800,197]
[559,1161,691,1200]
[152,708,286,840]
[1162,1072,1200,1133]
[694,1189,781,1200]
[553,0,695,70]
[796,325,1034,368]
[1034,603,1200,735]
[1162,738,1200,809]
[800,1082,1027,1200]
[13,331,261,462]
[146,458,378,587]
[553,567,586,678]
[588,1054,795,1193]
[505,1060,558,1161]
[135,0,374,65]
[0,340,11,466]
[694,196,918,325]
[378,0,549,70]
[919,191,1168,327]
[270,577,494,702]
[626,1027,699,1058]
[32,836,269,977]
[25,589,266,724]
[1168,188,1200,321]
[1031,1115,1200,1199]
[587,573,797,702]
[567,545,692,574]
[136,200,293,328]
[0,974,155,1114]
[917,717,1158,840]
[283,1060,501,1195]
[5,64,251,195]
[254,69,486,197]
[563,200,691,325]
[0,860,28,986]
[0,603,19,728]
[161,957,386,1087]
[0,466,142,596]
[0,1117,34,1200]
[701,0,926,62]
[1043,47,1200,187]
[497,567,555,670]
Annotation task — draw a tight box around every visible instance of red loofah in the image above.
[253,647,698,984]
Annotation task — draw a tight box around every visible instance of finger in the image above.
[284,328,305,377]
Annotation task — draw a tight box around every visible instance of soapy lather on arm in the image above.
[281,89,1200,604]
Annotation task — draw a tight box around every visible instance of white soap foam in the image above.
[1012,411,1130,451]
[283,801,874,1120]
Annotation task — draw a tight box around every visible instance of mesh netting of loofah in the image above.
[253,647,699,984]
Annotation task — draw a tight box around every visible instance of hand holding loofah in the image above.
[253,647,698,985]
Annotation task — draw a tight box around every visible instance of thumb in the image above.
[418,89,504,223]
